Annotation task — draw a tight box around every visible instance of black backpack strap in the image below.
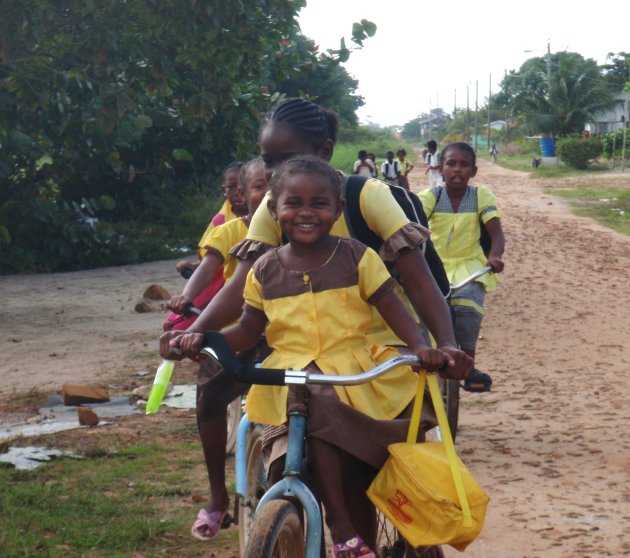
[343,175,382,252]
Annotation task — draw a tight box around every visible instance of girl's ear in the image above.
[319,139,334,162]
[267,197,278,220]
[471,165,478,178]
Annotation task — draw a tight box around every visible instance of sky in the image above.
[297,0,629,127]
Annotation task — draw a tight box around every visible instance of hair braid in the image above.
[263,98,339,150]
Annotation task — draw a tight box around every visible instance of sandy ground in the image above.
[1,160,629,557]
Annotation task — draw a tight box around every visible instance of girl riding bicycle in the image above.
[169,157,271,541]
[175,156,463,558]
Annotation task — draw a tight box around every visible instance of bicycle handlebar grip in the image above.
[201,331,286,386]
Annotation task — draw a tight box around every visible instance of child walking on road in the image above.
[419,142,505,392]
[175,156,457,558]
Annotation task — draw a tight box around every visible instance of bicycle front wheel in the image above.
[375,510,406,558]
[243,499,305,558]
[239,423,268,555]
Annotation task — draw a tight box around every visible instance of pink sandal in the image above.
[190,508,232,541]
[331,535,376,558]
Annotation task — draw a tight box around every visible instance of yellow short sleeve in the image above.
[417,188,436,218]
[477,186,502,223]
[357,247,395,300]
[359,179,411,242]
[243,267,264,311]
[246,192,282,246]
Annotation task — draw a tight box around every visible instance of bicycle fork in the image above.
[236,409,323,558]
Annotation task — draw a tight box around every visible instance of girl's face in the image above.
[269,173,342,246]
[222,169,247,215]
[441,148,477,189]
[242,163,269,215]
[259,123,333,183]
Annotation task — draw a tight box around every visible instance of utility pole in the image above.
[474,80,479,151]
[487,74,492,147]
[466,84,470,144]
[546,39,551,80]
[622,99,628,173]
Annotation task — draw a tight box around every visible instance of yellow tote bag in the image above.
[367,371,489,551]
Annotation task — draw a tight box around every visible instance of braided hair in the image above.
[261,98,339,151]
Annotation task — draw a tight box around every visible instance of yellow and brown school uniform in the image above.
[241,238,423,469]
[231,177,431,347]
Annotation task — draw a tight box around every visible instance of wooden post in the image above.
[622,99,628,173]
[474,80,479,151]
[487,74,492,147]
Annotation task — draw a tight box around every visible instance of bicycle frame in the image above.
[220,350,423,558]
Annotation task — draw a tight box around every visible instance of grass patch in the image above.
[498,152,613,177]
[0,413,236,558]
[546,186,630,235]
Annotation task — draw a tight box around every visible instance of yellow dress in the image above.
[200,216,249,283]
[196,199,238,258]
[242,238,418,426]
[239,177,431,347]
[418,185,501,292]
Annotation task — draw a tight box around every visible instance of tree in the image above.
[601,52,630,91]
[501,52,615,137]
[0,1,375,272]
[267,32,364,127]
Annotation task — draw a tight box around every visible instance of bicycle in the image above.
[439,265,493,440]
[202,331,428,558]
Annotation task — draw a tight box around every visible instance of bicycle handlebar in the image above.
[199,331,421,387]
[450,266,493,292]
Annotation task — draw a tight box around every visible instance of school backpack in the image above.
[383,161,400,177]
[343,175,451,297]
[426,185,492,256]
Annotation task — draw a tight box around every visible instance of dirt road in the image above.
[1,161,629,557]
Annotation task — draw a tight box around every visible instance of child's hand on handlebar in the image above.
[169,294,193,315]
[487,253,504,273]
[175,333,205,360]
[159,330,188,360]
[436,345,473,381]
[410,346,450,371]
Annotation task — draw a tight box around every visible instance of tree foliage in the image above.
[601,52,630,91]
[0,1,375,273]
[500,52,615,137]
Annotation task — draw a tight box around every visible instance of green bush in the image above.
[556,136,604,169]
[600,128,630,159]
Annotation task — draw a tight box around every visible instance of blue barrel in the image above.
[540,137,556,157]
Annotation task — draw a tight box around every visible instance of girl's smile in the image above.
[269,172,342,246]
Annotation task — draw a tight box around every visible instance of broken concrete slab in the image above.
[61,384,110,405]
[0,395,140,442]
[77,407,99,426]
[0,446,82,470]
[161,384,196,409]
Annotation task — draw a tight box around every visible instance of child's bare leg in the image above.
[308,437,357,543]
[341,453,377,549]
[198,410,230,513]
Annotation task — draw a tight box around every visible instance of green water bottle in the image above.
[146,360,174,414]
